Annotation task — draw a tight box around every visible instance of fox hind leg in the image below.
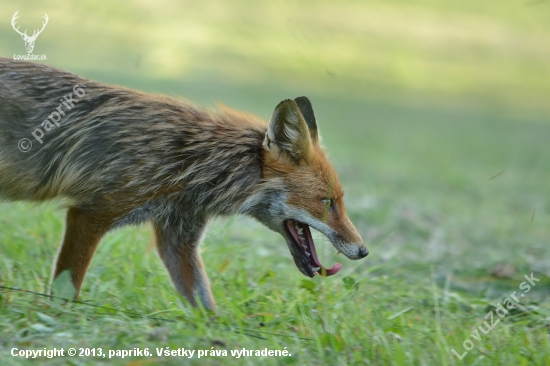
[52,207,111,297]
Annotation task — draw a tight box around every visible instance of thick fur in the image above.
[0,58,367,310]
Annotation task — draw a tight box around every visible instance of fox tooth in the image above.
[305,251,311,257]
[335,250,341,256]
[312,267,321,272]
[297,227,303,235]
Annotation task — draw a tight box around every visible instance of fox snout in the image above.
[326,205,368,260]
[330,230,368,260]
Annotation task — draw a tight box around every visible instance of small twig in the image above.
[489,169,505,180]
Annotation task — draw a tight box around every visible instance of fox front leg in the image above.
[153,217,215,311]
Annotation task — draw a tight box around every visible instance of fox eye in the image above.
[321,199,332,210]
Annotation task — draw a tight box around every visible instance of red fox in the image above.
[0,58,368,310]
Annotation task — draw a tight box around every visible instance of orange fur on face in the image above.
[263,140,362,245]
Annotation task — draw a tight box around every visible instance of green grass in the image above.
[1,0,550,365]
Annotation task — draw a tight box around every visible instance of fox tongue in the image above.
[318,263,343,276]
[299,222,342,276]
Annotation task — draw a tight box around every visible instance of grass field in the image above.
[1,1,550,365]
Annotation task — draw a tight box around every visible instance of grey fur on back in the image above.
[0,58,271,228]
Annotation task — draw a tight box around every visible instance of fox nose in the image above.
[359,246,369,258]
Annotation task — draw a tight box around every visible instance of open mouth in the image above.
[285,219,342,277]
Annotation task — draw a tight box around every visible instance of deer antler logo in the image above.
[11,11,49,54]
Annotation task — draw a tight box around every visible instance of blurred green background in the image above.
[1,0,549,364]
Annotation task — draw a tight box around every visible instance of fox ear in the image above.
[294,96,318,142]
[264,99,311,161]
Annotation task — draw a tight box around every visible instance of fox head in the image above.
[249,97,368,277]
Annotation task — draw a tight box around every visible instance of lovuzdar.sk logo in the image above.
[11,11,48,61]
